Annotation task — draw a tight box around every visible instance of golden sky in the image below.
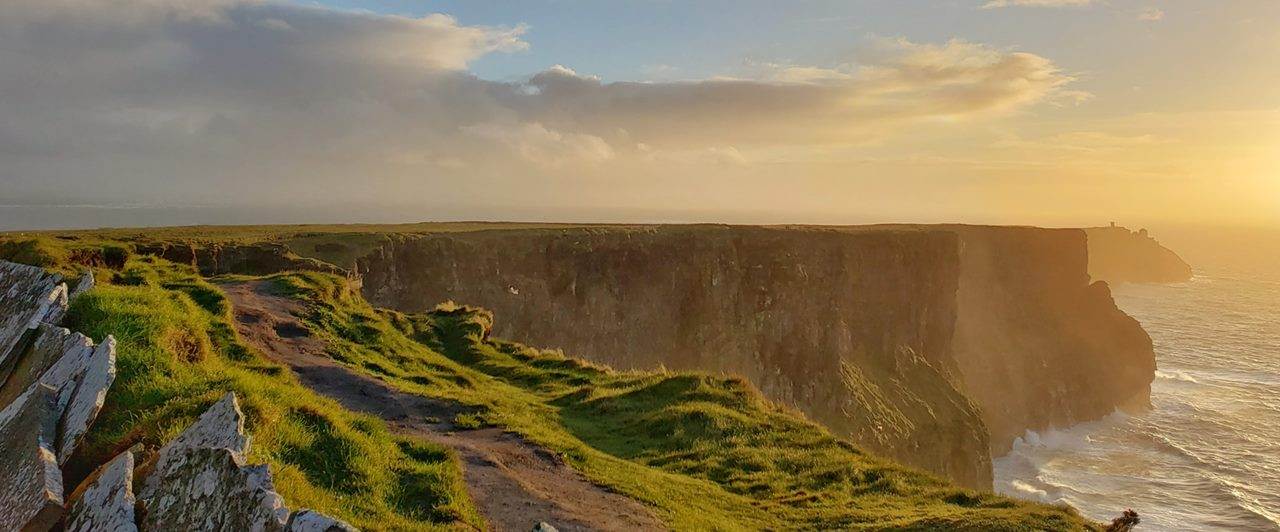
[0,0,1276,229]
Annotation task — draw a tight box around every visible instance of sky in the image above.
[0,0,1277,230]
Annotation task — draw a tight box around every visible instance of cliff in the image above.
[358,226,992,488]
[943,226,1155,453]
[356,224,1156,488]
[1084,225,1192,283]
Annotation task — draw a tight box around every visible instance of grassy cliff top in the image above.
[3,232,1100,530]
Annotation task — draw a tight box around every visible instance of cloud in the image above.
[0,0,1079,207]
[1138,7,1165,21]
[513,38,1079,148]
[981,0,1094,8]
[463,123,615,166]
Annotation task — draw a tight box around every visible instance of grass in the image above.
[58,257,482,531]
[273,271,1101,531]
[3,231,1100,530]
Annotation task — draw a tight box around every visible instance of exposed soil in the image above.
[220,281,664,532]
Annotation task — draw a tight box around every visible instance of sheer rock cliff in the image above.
[355,225,1157,488]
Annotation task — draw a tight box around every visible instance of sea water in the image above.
[994,229,1280,531]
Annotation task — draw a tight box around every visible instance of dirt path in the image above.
[221,281,664,532]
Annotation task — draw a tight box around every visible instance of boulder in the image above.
[140,392,250,501]
[286,510,359,532]
[69,270,95,301]
[0,261,67,369]
[57,336,117,462]
[137,392,356,531]
[0,324,93,410]
[0,384,65,531]
[140,447,289,532]
[0,324,117,463]
[66,450,137,532]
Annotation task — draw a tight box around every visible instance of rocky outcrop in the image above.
[0,261,117,531]
[0,383,65,531]
[356,224,1157,488]
[1,261,69,370]
[66,449,138,532]
[133,392,354,532]
[1085,225,1192,283]
[0,261,351,531]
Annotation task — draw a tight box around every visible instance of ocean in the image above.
[994,228,1280,531]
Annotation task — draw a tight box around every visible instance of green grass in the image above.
[59,257,481,531]
[4,230,1100,530]
[273,271,1100,531]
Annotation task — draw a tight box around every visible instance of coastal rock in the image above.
[1085,225,1192,283]
[137,392,355,532]
[66,450,137,532]
[286,510,359,532]
[140,446,289,532]
[0,261,67,368]
[0,324,93,409]
[57,336,117,462]
[0,384,65,531]
[0,323,118,464]
[140,391,250,501]
[69,270,96,300]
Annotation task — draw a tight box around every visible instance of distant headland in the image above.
[1085,224,1193,284]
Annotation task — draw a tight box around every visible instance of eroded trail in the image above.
[221,281,664,532]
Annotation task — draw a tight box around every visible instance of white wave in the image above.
[1009,479,1049,501]
[1156,369,1202,384]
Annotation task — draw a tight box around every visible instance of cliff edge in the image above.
[356,224,1158,488]
[1085,225,1192,283]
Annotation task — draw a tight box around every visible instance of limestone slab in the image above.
[66,450,137,532]
[69,270,95,301]
[0,384,65,531]
[57,335,117,463]
[0,261,66,369]
[140,391,250,501]
[0,324,93,411]
[141,446,289,532]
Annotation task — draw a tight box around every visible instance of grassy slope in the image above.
[3,233,1099,531]
[275,271,1098,531]
[55,255,481,530]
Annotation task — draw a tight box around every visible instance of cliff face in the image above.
[944,227,1155,453]
[356,224,1156,488]
[1084,225,1192,283]
[359,226,993,488]
[136,242,344,277]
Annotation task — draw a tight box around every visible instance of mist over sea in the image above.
[995,227,1280,531]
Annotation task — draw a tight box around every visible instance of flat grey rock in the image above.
[141,447,289,532]
[0,324,93,411]
[0,324,116,464]
[287,509,359,532]
[0,383,65,532]
[57,335,117,463]
[0,261,66,369]
[66,449,137,532]
[140,391,250,500]
[69,270,95,301]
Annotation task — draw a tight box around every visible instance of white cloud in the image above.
[0,0,1079,206]
[463,123,615,166]
[1138,7,1165,21]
